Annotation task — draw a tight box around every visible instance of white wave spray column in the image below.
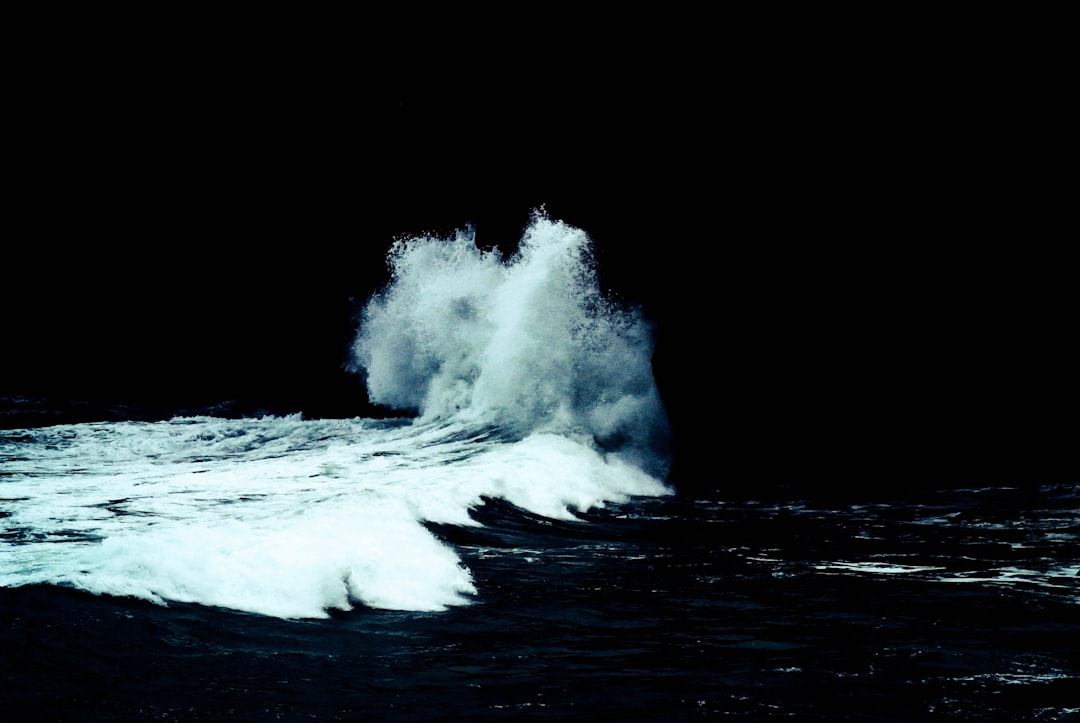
[352,211,671,478]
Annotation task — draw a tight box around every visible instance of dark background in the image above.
[4,19,1074,497]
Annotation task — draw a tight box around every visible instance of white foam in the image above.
[814,561,946,575]
[69,500,476,617]
[351,211,671,479]
[1,414,669,618]
[1,213,675,618]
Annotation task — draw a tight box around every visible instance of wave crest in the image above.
[350,211,671,478]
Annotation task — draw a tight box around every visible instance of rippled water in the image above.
[4,483,1077,720]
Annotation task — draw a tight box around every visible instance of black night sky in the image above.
[4,25,1074,497]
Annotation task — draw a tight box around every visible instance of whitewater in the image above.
[0,213,673,619]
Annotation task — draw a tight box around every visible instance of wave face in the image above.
[350,211,671,478]
[0,416,668,618]
[0,213,673,618]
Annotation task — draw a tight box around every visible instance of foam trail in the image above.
[351,210,671,478]
[0,415,669,618]
[0,213,676,619]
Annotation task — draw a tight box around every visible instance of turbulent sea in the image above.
[3,216,1078,720]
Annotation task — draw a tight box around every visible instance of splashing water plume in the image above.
[1,212,673,618]
[351,211,671,478]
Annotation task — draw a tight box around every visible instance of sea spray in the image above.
[0,414,669,617]
[351,211,671,479]
[0,213,675,618]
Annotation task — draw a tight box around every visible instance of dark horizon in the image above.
[5,45,1074,496]
[5,177,1074,496]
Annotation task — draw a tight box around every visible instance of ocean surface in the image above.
[3,215,1077,720]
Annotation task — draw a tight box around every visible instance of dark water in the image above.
[4,484,1077,721]
[5,20,1076,721]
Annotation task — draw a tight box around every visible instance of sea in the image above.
[2,215,1077,721]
